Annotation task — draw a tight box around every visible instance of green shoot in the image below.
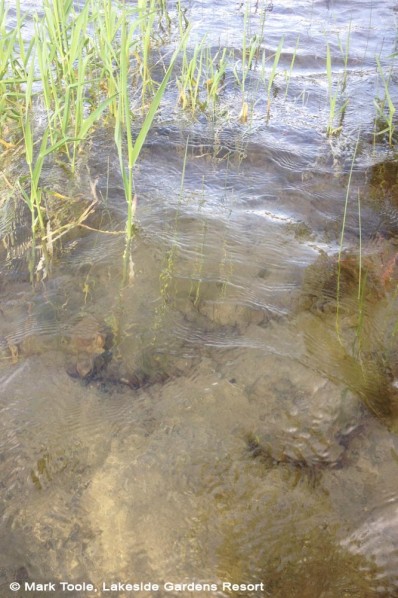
[266,36,284,120]
[374,55,396,146]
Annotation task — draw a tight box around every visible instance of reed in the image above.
[33,0,137,170]
[337,22,351,93]
[114,21,190,282]
[284,36,299,99]
[233,5,262,123]
[153,135,190,339]
[35,0,99,156]
[325,37,352,137]
[266,36,284,120]
[326,43,339,136]
[19,56,46,238]
[18,119,72,278]
[374,56,396,146]
[177,39,206,113]
[92,0,127,117]
[177,40,229,118]
[0,0,190,282]
[157,0,171,33]
[137,0,157,101]
[0,0,29,134]
[176,0,190,35]
[336,133,360,341]
[205,47,228,117]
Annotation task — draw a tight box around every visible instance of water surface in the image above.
[2,0,398,596]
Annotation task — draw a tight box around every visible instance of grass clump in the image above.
[0,0,189,281]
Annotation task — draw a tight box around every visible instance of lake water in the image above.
[2,0,398,596]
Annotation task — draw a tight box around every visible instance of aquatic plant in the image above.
[233,5,263,123]
[137,0,157,101]
[0,2,19,129]
[0,0,193,282]
[336,133,361,339]
[177,39,206,113]
[337,22,351,94]
[153,136,190,339]
[176,0,190,34]
[157,0,171,33]
[205,47,228,113]
[1,0,397,292]
[177,39,229,118]
[326,43,340,136]
[266,36,284,120]
[374,56,396,146]
[114,18,190,282]
[325,34,352,137]
[284,36,299,99]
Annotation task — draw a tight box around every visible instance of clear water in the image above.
[2,1,398,596]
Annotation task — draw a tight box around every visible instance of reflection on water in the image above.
[2,0,398,596]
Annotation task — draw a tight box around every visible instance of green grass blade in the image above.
[128,29,191,169]
[78,94,117,139]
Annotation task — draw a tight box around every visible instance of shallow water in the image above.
[2,1,398,597]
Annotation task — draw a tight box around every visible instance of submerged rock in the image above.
[197,299,268,329]
[245,351,362,477]
[65,315,113,381]
[298,249,384,315]
[343,503,398,595]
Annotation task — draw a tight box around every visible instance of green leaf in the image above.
[78,94,118,139]
[128,27,191,170]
